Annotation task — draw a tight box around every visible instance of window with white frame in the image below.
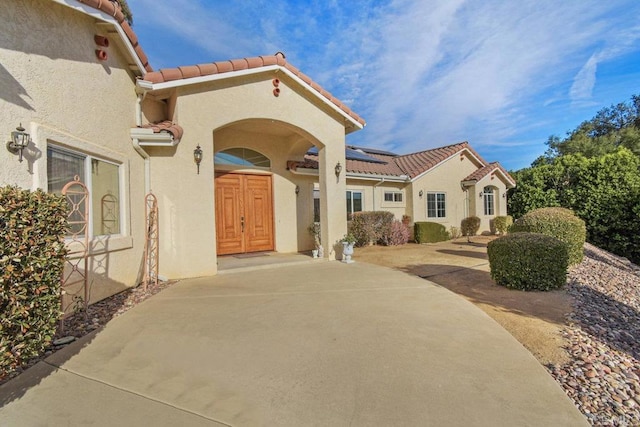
[384,191,403,202]
[47,146,121,236]
[313,189,364,221]
[427,192,446,218]
[346,190,363,219]
[483,186,495,216]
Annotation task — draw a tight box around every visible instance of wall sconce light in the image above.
[7,123,30,163]
[419,190,423,198]
[335,162,342,178]
[295,185,300,196]
[502,192,507,198]
[479,191,484,198]
[193,144,203,174]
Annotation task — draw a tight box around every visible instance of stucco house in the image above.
[293,142,515,234]
[1,0,513,304]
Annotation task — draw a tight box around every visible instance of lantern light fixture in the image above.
[7,123,30,163]
[194,144,203,174]
[335,162,342,178]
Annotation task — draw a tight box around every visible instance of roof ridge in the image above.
[395,141,469,159]
[140,52,365,127]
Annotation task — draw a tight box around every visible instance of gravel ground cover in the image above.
[548,244,640,426]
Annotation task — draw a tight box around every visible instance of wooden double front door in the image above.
[215,173,274,255]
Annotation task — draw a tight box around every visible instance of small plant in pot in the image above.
[307,222,323,258]
[341,233,357,263]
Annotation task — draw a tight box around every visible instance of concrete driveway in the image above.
[0,261,587,426]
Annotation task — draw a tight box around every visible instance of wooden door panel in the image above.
[215,174,244,255]
[215,173,274,255]
[244,175,274,252]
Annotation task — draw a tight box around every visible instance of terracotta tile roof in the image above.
[287,141,515,186]
[140,120,184,140]
[394,141,484,179]
[141,52,365,127]
[78,0,152,72]
[463,162,516,187]
[299,151,407,178]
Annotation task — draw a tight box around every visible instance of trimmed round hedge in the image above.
[487,232,568,291]
[509,207,585,265]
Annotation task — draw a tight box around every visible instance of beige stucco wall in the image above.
[345,179,410,220]
[0,0,145,305]
[471,175,509,232]
[146,72,349,277]
[410,152,479,233]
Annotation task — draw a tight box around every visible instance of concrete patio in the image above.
[0,261,587,426]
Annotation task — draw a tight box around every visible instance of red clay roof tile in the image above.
[140,120,184,140]
[178,65,200,79]
[141,52,365,127]
[287,142,513,185]
[79,0,153,72]
[197,63,218,76]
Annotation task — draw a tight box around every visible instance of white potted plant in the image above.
[341,233,356,263]
[307,222,323,258]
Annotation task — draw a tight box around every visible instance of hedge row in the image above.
[1,187,68,374]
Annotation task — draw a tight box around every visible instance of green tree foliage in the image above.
[116,0,133,25]
[508,149,640,264]
[535,94,640,164]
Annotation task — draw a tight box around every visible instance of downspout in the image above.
[133,93,151,194]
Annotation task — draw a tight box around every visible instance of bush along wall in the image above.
[0,186,68,376]
[487,232,569,291]
[348,211,395,246]
[509,207,586,265]
[414,222,450,243]
[461,216,481,242]
[492,215,513,235]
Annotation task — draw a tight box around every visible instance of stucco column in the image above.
[318,141,347,260]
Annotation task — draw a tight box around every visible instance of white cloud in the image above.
[129,0,640,168]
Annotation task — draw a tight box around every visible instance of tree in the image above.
[115,0,133,25]
[509,149,640,264]
[543,94,640,159]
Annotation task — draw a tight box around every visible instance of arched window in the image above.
[483,186,494,216]
[214,148,271,168]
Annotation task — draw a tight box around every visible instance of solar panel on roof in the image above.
[306,146,388,164]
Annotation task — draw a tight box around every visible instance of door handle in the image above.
[241,216,245,232]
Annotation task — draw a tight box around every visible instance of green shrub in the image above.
[0,186,68,375]
[493,215,513,235]
[461,216,481,241]
[487,232,568,291]
[509,207,585,265]
[348,211,395,247]
[414,222,450,243]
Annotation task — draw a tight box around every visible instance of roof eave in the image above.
[136,65,364,132]
[52,0,147,76]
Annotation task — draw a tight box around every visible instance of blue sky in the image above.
[128,0,640,171]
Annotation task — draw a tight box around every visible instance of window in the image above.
[483,186,495,216]
[346,190,363,219]
[384,191,403,202]
[313,189,363,221]
[427,192,446,218]
[313,189,320,222]
[47,146,121,236]
[214,148,271,168]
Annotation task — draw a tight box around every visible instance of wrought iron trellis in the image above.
[60,175,90,331]
[143,192,159,291]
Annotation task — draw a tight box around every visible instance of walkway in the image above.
[0,262,587,426]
